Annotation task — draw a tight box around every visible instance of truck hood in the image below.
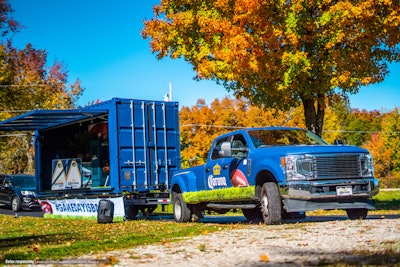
[256,144,369,156]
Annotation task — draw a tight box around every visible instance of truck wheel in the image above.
[11,196,21,212]
[242,208,262,222]
[260,182,282,225]
[346,208,368,220]
[173,193,191,222]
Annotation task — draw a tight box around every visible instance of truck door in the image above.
[204,134,250,190]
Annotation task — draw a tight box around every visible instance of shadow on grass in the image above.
[374,199,400,210]
[0,233,74,249]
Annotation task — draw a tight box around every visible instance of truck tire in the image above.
[346,208,368,220]
[242,208,262,222]
[11,196,21,212]
[260,182,282,225]
[173,193,191,222]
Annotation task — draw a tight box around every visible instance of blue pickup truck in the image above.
[171,127,379,224]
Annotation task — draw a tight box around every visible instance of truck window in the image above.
[231,134,247,157]
[248,129,327,147]
[211,137,230,160]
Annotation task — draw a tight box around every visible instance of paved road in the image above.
[0,204,43,217]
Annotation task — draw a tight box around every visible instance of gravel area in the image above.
[80,215,400,266]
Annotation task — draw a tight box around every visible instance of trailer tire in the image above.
[260,182,282,225]
[173,193,191,222]
[346,208,368,220]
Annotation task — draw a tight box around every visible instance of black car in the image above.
[0,174,40,211]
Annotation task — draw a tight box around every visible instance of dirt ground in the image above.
[78,214,400,266]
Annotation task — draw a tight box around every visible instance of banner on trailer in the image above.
[39,197,125,217]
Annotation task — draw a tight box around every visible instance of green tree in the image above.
[143,0,400,136]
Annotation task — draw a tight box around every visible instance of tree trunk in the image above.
[301,93,325,137]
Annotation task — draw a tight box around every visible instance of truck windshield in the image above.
[247,129,327,147]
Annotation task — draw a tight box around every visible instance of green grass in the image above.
[373,189,400,210]
[183,187,255,203]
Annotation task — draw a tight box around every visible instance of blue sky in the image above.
[10,0,400,111]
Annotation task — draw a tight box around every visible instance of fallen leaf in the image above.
[33,244,40,253]
[260,254,269,262]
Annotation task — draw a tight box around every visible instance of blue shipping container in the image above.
[0,98,180,197]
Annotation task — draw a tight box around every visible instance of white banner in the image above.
[39,197,125,218]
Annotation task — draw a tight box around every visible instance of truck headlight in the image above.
[361,154,374,178]
[21,191,36,197]
[283,155,310,181]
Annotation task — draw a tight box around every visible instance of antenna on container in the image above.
[163,82,173,101]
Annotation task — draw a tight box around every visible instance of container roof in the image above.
[0,109,108,131]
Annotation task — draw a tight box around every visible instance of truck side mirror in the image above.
[219,142,232,157]
[334,139,344,145]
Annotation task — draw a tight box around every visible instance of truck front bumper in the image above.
[278,178,379,212]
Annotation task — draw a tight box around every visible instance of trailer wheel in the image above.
[173,193,191,222]
[260,182,282,225]
[11,196,21,212]
[346,208,368,220]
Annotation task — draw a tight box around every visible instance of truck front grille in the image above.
[312,154,361,179]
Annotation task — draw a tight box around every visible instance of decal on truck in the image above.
[208,175,227,189]
[230,169,249,187]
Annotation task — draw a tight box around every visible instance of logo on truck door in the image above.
[208,163,227,189]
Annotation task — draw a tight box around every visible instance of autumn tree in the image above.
[0,0,19,38]
[0,44,84,173]
[143,0,400,136]
[363,109,400,187]
[0,1,84,173]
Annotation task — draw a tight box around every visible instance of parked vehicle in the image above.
[0,174,40,211]
[171,127,379,224]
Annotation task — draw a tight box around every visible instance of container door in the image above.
[117,100,180,192]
